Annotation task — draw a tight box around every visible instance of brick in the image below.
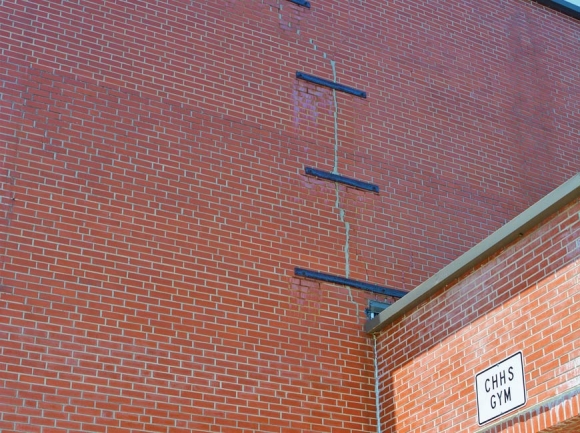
[1,0,580,432]
[377,200,580,432]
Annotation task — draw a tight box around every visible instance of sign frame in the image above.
[475,351,527,426]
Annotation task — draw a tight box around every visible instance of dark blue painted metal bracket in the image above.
[295,268,407,298]
[296,72,367,98]
[305,167,379,193]
[287,0,311,7]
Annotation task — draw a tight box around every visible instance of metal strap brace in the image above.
[305,167,379,192]
[295,268,407,298]
[296,72,367,98]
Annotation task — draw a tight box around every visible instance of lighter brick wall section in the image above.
[377,199,580,433]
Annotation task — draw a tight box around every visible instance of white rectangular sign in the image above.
[475,352,527,425]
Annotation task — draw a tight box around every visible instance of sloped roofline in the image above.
[365,173,580,334]
[533,0,580,21]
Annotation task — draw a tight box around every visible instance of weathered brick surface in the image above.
[1,0,579,431]
[376,199,580,432]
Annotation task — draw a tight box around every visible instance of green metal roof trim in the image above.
[533,0,580,20]
[365,173,580,334]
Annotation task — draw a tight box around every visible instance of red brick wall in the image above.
[376,198,580,432]
[1,0,579,432]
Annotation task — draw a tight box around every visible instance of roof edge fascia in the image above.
[365,173,580,334]
[532,0,580,21]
